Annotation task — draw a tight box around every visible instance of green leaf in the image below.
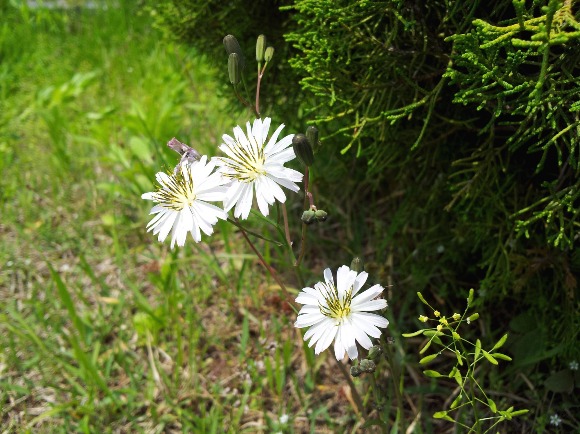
[420,354,438,364]
[545,369,574,393]
[423,330,444,337]
[450,393,462,409]
[419,339,432,354]
[402,329,426,338]
[474,339,482,362]
[453,369,463,386]
[423,370,443,378]
[492,353,512,361]
[417,292,430,306]
[433,411,454,422]
[487,398,497,413]
[482,350,498,365]
[455,350,463,366]
[491,333,508,351]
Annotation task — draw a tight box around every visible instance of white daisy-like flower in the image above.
[141,156,228,248]
[294,265,389,361]
[217,117,303,219]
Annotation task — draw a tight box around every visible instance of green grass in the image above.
[0,2,356,432]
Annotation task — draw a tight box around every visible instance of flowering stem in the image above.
[236,219,295,306]
[233,85,253,113]
[280,203,292,247]
[336,359,367,419]
[255,64,267,118]
[384,339,404,432]
[294,167,310,267]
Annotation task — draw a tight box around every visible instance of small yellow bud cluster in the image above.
[419,315,429,323]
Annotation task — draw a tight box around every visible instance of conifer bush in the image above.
[150,0,580,427]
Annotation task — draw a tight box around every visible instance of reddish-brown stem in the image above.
[281,203,292,247]
[294,167,310,267]
[237,219,295,306]
[336,359,367,419]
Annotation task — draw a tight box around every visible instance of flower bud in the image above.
[223,34,245,70]
[228,53,241,85]
[359,359,376,373]
[292,133,314,166]
[368,345,383,361]
[350,365,362,377]
[256,34,266,63]
[264,46,274,62]
[301,210,316,225]
[314,209,328,222]
[419,315,429,323]
[350,257,364,273]
[306,126,320,152]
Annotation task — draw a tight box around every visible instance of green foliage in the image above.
[404,292,528,432]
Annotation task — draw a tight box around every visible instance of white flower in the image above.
[279,414,289,425]
[217,117,303,219]
[549,413,562,426]
[141,156,228,248]
[294,265,389,361]
[569,360,579,371]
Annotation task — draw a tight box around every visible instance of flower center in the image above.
[222,140,266,183]
[319,282,353,322]
[155,169,196,211]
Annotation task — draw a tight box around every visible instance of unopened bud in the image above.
[292,133,314,166]
[223,34,245,70]
[305,126,320,152]
[264,46,274,62]
[368,345,383,360]
[314,209,328,222]
[350,257,364,273]
[350,365,362,377]
[228,53,241,85]
[301,210,316,225]
[359,359,376,373]
[256,35,266,63]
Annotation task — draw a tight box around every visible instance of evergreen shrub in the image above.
[150,0,580,423]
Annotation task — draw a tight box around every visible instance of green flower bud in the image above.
[306,126,320,152]
[359,359,376,373]
[228,53,241,85]
[368,345,383,360]
[301,210,316,225]
[350,365,362,377]
[264,46,274,62]
[256,34,266,63]
[223,34,245,70]
[314,209,328,222]
[350,257,364,272]
[292,133,314,166]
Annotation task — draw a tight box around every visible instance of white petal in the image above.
[352,299,388,312]
[352,271,369,296]
[263,123,285,155]
[315,320,338,355]
[295,312,326,329]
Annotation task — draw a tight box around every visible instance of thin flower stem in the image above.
[233,85,253,112]
[384,339,404,432]
[369,374,388,434]
[237,219,295,306]
[255,64,268,118]
[281,203,292,247]
[294,167,310,267]
[336,359,367,419]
